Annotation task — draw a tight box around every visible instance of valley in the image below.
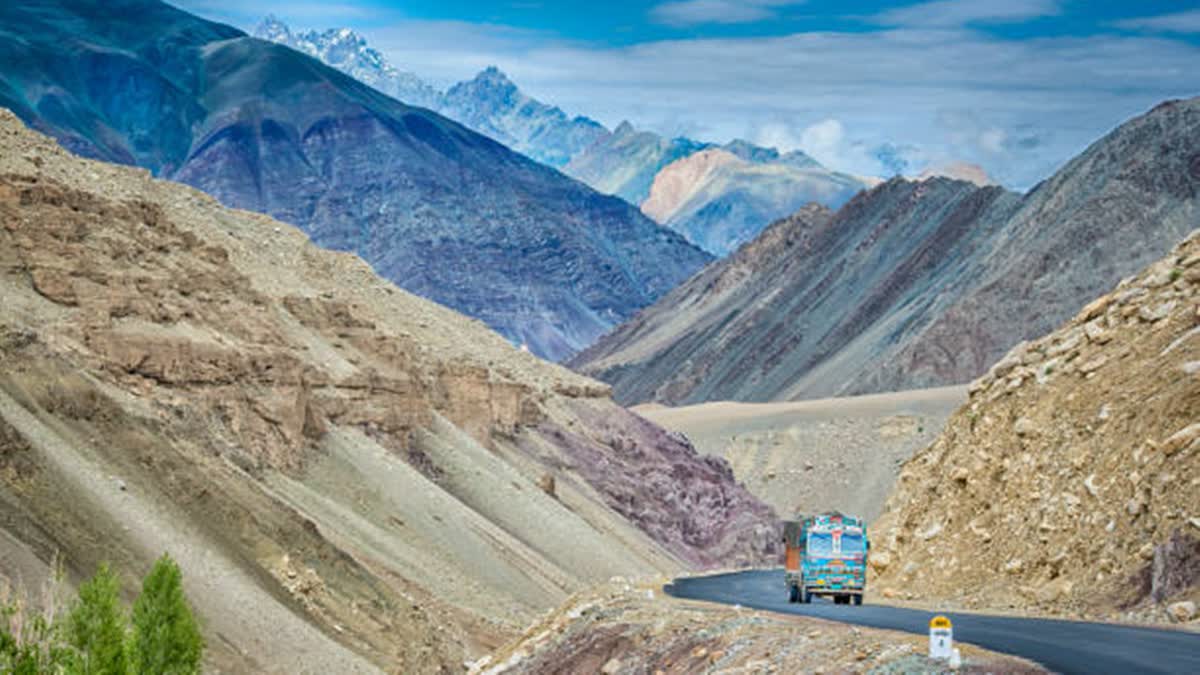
[2,1,1199,672]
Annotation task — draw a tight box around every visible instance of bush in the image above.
[1,554,203,674]
[129,555,202,675]
[66,563,129,674]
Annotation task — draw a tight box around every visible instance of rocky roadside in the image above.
[473,578,1045,674]
[871,228,1200,628]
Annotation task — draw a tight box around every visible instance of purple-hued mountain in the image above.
[253,17,870,255]
[0,0,711,361]
[572,98,1200,404]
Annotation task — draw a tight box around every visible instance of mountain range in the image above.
[0,107,776,671]
[571,97,1200,404]
[0,0,712,362]
[252,16,870,255]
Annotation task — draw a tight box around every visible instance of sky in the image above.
[173,1,1200,188]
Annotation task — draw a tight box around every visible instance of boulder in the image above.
[1014,417,1037,437]
[1167,601,1197,623]
[1138,301,1176,323]
[1084,320,1111,344]
[1151,530,1200,602]
[1161,423,1200,456]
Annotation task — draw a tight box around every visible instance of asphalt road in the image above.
[665,569,1200,674]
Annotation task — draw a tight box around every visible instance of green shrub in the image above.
[66,563,129,674]
[2,554,203,674]
[129,555,202,675]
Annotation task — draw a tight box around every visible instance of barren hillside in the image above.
[574,98,1200,406]
[872,229,1200,625]
[0,110,777,672]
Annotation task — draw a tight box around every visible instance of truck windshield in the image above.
[840,532,865,556]
[807,532,834,556]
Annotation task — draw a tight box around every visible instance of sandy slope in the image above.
[0,389,378,674]
[0,109,776,671]
[635,386,966,522]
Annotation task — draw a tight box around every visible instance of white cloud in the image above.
[977,127,1007,154]
[650,0,804,28]
[874,0,1062,28]
[798,119,845,164]
[1114,10,1200,34]
[464,29,1195,185]
[174,0,1200,189]
[751,122,803,153]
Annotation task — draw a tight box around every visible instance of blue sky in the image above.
[174,1,1200,187]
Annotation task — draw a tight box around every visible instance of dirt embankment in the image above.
[872,229,1200,626]
[0,108,778,672]
[473,578,1044,674]
[636,387,964,523]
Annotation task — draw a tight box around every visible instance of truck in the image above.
[782,512,868,605]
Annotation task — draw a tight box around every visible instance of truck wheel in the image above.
[802,590,813,604]
[853,594,863,606]
[788,585,800,603]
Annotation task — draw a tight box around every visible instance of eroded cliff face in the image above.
[871,230,1200,625]
[0,110,776,673]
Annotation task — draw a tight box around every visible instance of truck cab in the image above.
[783,512,868,605]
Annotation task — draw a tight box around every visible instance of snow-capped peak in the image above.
[252,16,441,109]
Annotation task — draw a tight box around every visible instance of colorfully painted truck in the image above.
[782,512,868,605]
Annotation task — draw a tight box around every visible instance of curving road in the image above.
[665,570,1200,674]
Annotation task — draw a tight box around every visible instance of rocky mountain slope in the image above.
[439,67,609,169]
[572,182,1021,404]
[641,147,865,255]
[0,0,710,362]
[573,98,1200,404]
[251,17,869,253]
[0,110,777,672]
[871,229,1200,626]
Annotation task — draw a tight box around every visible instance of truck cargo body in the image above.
[782,512,868,605]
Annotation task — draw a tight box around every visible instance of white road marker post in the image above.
[929,615,953,661]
